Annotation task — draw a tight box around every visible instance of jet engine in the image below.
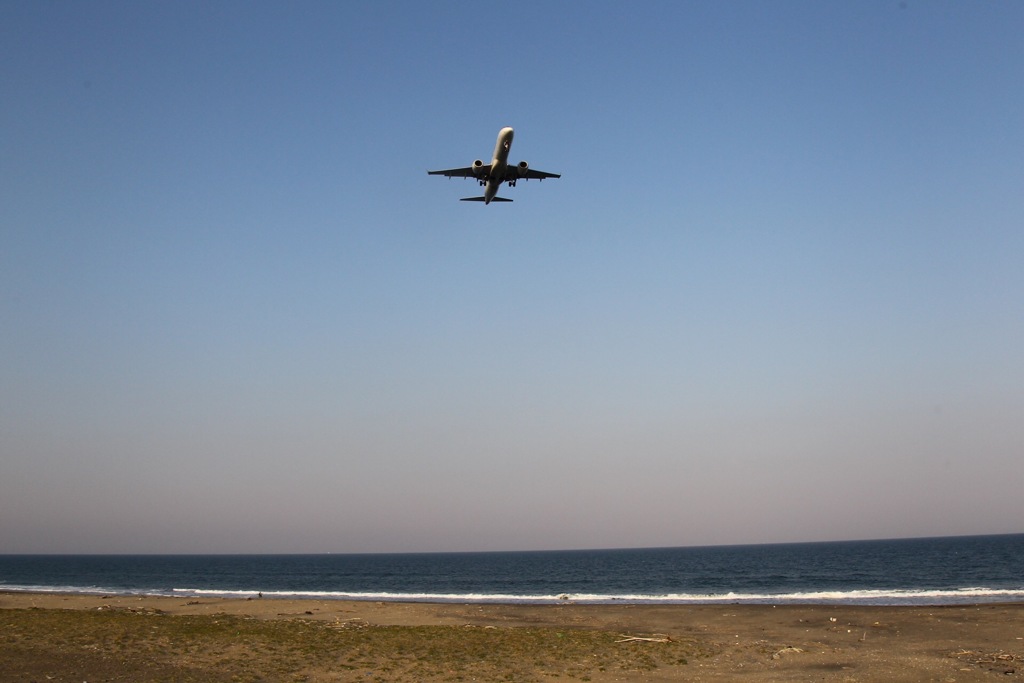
[517,160,530,177]
[471,159,486,176]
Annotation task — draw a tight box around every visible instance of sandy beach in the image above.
[2,592,1022,681]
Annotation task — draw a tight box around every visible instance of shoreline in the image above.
[3,592,1023,681]
[4,587,1023,606]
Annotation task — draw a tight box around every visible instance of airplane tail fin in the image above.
[460,196,512,203]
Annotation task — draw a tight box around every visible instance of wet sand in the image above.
[2,592,1022,681]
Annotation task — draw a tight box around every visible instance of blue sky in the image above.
[2,1,1022,553]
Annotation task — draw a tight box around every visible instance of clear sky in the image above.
[2,1,1022,554]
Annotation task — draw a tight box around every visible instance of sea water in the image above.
[1,534,1022,605]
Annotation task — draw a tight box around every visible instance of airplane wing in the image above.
[520,168,560,180]
[427,166,490,178]
[499,167,561,181]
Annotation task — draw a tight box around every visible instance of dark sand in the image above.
[2,592,1022,681]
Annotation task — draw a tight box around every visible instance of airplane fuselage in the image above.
[483,127,514,204]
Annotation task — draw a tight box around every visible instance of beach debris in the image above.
[95,604,164,615]
[615,634,673,643]
[772,646,805,659]
[327,618,369,630]
[951,649,1018,661]
[950,649,1019,675]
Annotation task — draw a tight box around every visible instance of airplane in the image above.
[428,127,560,204]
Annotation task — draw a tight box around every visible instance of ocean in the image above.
[2,534,1022,606]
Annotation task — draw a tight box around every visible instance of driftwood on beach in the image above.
[615,633,673,643]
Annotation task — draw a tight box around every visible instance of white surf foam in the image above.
[7,583,1022,605]
[167,586,1024,605]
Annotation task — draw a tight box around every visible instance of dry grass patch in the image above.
[2,607,711,682]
